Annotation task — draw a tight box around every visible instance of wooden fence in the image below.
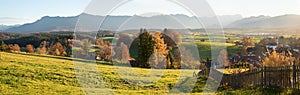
[199,65,300,89]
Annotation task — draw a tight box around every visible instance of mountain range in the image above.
[227,14,300,28]
[3,13,300,33]
[0,25,19,31]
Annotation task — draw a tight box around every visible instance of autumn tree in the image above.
[25,44,34,53]
[241,37,255,47]
[95,39,115,61]
[14,44,20,52]
[173,32,182,44]
[8,44,20,52]
[217,49,230,68]
[152,31,169,68]
[138,29,155,68]
[49,42,66,56]
[115,42,130,64]
[263,50,295,67]
[240,37,255,56]
[38,41,47,55]
[96,45,115,61]
[241,46,248,56]
[163,28,182,47]
[170,47,182,69]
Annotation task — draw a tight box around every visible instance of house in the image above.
[266,45,277,50]
[230,54,262,67]
[234,41,243,46]
[129,57,138,67]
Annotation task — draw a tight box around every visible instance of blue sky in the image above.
[1,0,300,25]
[0,0,91,25]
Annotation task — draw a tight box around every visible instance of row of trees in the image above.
[0,40,72,57]
[1,41,20,52]
[93,28,195,69]
[136,29,197,69]
[91,28,188,69]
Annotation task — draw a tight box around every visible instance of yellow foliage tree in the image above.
[263,50,295,67]
[153,31,169,68]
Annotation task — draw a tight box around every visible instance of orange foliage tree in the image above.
[25,44,34,53]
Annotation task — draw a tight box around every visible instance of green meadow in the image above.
[0,52,207,94]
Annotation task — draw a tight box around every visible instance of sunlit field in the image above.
[0,52,206,94]
[1,52,299,94]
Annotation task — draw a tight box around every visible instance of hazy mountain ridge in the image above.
[5,16,78,33]
[227,14,300,28]
[4,13,242,33]
[5,13,300,33]
[0,25,19,31]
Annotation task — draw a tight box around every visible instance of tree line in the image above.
[0,39,72,57]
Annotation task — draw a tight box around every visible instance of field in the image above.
[1,52,297,94]
[0,52,207,94]
[181,41,242,61]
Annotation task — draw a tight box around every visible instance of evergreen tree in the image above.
[138,29,155,68]
[0,41,8,51]
[66,39,73,57]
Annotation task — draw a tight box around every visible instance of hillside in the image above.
[0,52,296,94]
[0,52,206,94]
[227,14,300,28]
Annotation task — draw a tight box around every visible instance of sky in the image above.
[1,0,300,25]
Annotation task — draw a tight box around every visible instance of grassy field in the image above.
[1,52,297,95]
[181,41,242,61]
[0,52,209,94]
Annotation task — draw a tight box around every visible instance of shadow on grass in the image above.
[8,52,112,65]
[217,86,300,95]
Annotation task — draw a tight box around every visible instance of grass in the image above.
[217,69,249,74]
[216,86,300,95]
[0,52,295,94]
[181,41,242,61]
[0,52,209,94]
[0,52,82,94]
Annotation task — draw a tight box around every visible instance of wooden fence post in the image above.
[293,63,296,89]
[263,66,267,86]
[261,67,263,86]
